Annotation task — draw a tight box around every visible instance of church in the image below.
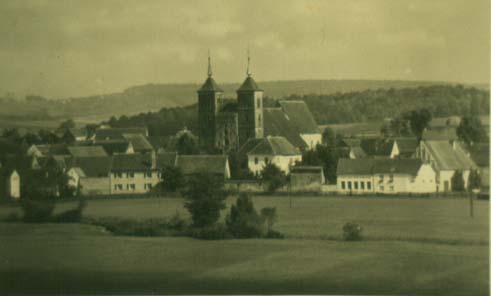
[197,55,322,153]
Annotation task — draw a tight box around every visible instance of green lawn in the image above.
[0,196,488,295]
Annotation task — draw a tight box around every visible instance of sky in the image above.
[0,0,489,99]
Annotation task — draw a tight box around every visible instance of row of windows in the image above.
[341,181,372,191]
[113,183,153,191]
[113,172,154,178]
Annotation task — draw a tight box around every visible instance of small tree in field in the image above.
[261,163,287,193]
[182,173,227,227]
[451,170,465,192]
[226,193,265,238]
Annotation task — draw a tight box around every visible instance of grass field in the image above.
[0,195,488,295]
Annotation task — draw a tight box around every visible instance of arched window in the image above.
[257,98,261,108]
[258,114,261,125]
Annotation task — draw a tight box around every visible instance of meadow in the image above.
[0,195,488,295]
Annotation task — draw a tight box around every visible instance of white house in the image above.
[109,153,160,194]
[416,140,477,192]
[336,158,437,194]
[6,170,20,199]
[245,136,302,176]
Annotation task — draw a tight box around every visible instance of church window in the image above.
[258,114,261,125]
[257,99,261,108]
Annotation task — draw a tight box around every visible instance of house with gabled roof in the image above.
[122,133,154,154]
[416,140,477,192]
[67,156,113,196]
[389,137,418,158]
[98,140,134,155]
[176,154,230,180]
[242,136,302,176]
[337,158,436,194]
[67,146,108,158]
[290,166,325,192]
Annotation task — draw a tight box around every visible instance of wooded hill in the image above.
[108,84,489,137]
[0,80,487,121]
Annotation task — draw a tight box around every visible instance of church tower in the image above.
[197,53,223,148]
[237,52,264,147]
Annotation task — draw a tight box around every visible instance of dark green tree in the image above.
[159,166,184,192]
[58,119,75,131]
[261,163,287,193]
[467,169,481,192]
[451,170,465,192]
[176,132,199,155]
[226,193,265,238]
[182,173,227,227]
[322,127,337,148]
[457,115,487,146]
[403,108,432,141]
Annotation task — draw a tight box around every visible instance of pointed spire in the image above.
[207,50,212,77]
[246,48,251,77]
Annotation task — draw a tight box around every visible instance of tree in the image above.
[176,132,199,155]
[58,119,75,131]
[159,166,184,192]
[322,127,337,147]
[226,193,265,238]
[260,207,277,233]
[451,170,465,192]
[261,163,287,193]
[403,108,432,141]
[467,169,481,218]
[467,169,481,192]
[182,173,228,227]
[457,115,487,146]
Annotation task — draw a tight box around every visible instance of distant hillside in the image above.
[108,84,489,137]
[0,80,487,123]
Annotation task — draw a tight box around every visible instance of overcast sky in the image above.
[0,0,489,99]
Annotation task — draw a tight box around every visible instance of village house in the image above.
[416,140,477,192]
[290,166,325,192]
[109,153,160,194]
[98,140,135,155]
[389,138,419,158]
[337,158,437,194]
[67,156,113,196]
[67,146,108,158]
[0,168,20,199]
[242,136,302,176]
[62,128,88,143]
[176,155,231,180]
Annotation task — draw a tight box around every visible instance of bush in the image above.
[21,199,55,223]
[265,230,285,239]
[86,216,189,237]
[226,193,266,238]
[343,222,363,241]
[189,223,232,240]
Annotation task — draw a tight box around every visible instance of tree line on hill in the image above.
[103,85,489,137]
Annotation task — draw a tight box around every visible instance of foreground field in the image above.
[0,223,488,295]
[0,196,488,294]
